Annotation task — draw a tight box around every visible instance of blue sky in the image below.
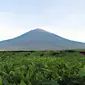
[0,0,85,42]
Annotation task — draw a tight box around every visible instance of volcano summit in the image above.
[0,28,85,50]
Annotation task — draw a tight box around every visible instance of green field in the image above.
[0,51,85,85]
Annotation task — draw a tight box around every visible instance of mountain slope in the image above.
[0,28,85,50]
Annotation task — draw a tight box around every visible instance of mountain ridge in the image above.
[0,28,84,43]
[0,28,85,50]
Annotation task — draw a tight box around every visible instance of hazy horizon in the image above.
[0,0,85,42]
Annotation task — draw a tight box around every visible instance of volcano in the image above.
[0,28,85,50]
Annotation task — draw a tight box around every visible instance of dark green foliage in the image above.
[0,51,84,85]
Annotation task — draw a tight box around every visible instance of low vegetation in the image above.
[0,51,85,85]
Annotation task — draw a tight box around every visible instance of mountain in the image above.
[0,28,85,50]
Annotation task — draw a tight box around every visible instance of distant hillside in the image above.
[0,28,85,50]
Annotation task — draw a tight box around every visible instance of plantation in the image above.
[0,51,85,85]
